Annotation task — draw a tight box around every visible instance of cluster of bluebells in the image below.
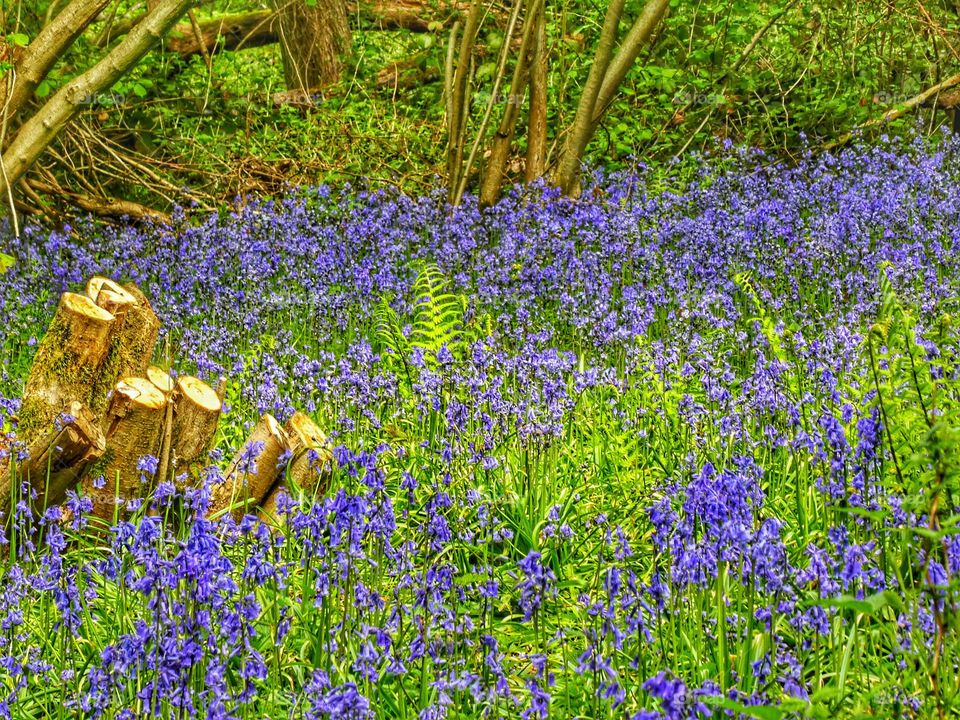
[0,136,959,717]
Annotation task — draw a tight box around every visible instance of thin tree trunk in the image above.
[272,0,351,94]
[0,0,194,200]
[445,0,485,203]
[524,2,547,182]
[479,0,542,207]
[552,0,626,196]
[591,0,669,123]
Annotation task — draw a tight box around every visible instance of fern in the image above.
[409,263,466,360]
[374,262,481,390]
[866,264,960,509]
[734,271,787,364]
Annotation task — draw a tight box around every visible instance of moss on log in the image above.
[0,401,105,520]
[18,292,116,445]
[82,376,166,523]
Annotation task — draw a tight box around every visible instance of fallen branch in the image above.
[97,1,493,59]
[25,178,173,225]
[828,72,960,149]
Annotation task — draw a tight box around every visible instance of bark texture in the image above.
[18,292,115,445]
[273,0,352,93]
[87,277,158,407]
[83,376,166,522]
[208,413,289,521]
[0,401,105,518]
[259,411,331,524]
[524,3,547,182]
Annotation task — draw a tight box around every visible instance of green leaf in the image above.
[7,33,29,47]
[703,695,798,720]
[35,80,50,98]
[817,591,901,616]
[132,83,147,98]
[0,252,13,274]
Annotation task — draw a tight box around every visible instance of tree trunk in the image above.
[18,292,116,445]
[552,0,668,196]
[83,376,166,523]
[208,413,290,521]
[87,277,159,408]
[259,411,331,525]
[552,0,625,197]
[479,0,542,207]
[445,1,485,203]
[524,2,547,182]
[273,0,352,94]
[0,0,112,122]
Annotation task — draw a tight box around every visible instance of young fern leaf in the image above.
[375,295,414,387]
[410,263,466,362]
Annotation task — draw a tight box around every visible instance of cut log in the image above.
[208,413,289,521]
[170,375,221,487]
[146,365,175,395]
[82,376,166,522]
[87,277,138,316]
[17,292,116,446]
[259,411,332,524]
[0,401,106,519]
[88,276,142,407]
[116,283,160,378]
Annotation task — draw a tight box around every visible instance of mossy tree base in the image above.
[0,401,106,521]
[18,292,116,446]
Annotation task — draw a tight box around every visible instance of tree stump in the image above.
[17,293,116,446]
[169,375,221,487]
[208,413,289,521]
[259,411,331,524]
[87,277,137,317]
[146,366,175,395]
[83,377,166,522]
[0,401,105,519]
[98,280,160,385]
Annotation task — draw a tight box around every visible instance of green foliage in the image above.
[375,262,470,375]
[866,266,960,511]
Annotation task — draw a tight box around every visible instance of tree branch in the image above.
[0,0,194,199]
[552,0,626,196]
[2,0,113,120]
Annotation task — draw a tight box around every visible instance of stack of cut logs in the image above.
[0,277,331,527]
